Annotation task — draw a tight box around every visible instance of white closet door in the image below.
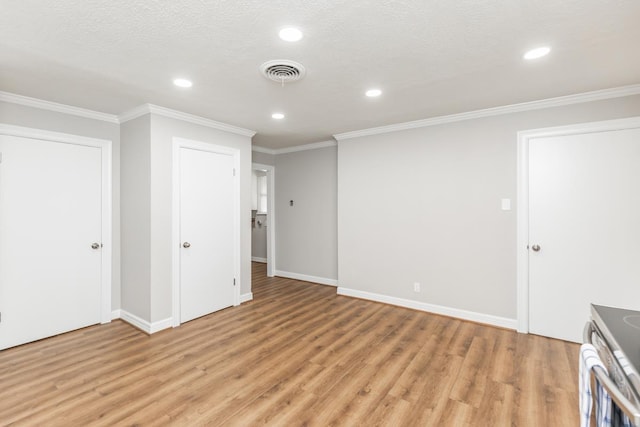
[528,127,640,342]
[179,147,235,323]
[0,135,102,350]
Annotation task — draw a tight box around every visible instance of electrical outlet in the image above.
[413,282,421,293]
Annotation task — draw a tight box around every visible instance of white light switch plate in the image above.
[501,198,511,211]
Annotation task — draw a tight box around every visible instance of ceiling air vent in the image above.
[260,60,306,84]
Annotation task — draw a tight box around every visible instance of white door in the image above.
[528,125,640,342]
[179,147,235,323]
[0,135,103,350]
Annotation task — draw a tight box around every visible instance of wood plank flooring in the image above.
[0,262,580,426]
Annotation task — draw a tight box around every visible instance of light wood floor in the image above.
[0,262,579,426]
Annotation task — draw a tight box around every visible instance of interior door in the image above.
[0,135,102,350]
[528,126,640,342]
[179,147,235,323]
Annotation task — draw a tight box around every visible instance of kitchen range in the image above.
[584,304,640,425]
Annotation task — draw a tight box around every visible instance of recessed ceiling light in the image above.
[272,113,285,120]
[279,27,303,42]
[523,46,551,60]
[366,89,382,97]
[173,78,193,88]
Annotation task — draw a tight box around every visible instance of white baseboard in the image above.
[118,310,173,334]
[111,309,121,320]
[240,292,253,303]
[275,270,338,287]
[251,257,267,263]
[336,287,517,330]
[149,317,173,334]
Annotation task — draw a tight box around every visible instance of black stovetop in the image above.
[592,304,640,386]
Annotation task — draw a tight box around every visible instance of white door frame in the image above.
[172,137,241,327]
[252,163,276,277]
[516,116,640,333]
[0,123,113,323]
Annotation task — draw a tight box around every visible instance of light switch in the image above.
[501,198,511,211]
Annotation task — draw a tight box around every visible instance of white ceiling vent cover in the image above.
[260,60,306,84]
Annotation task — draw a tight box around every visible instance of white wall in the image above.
[0,100,122,310]
[120,115,151,319]
[337,94,640,322]
[275,146,337,282]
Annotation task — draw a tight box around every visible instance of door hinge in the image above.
[233,168,236,176]
[0,152,3,163]
[233,278,236,286]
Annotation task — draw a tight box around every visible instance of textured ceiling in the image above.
[1,0,640,149]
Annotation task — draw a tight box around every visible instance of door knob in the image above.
[531,244,541,252]
[91,243,100,250]
[183,242,191,248]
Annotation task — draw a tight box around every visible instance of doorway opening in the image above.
[252,163,275,277]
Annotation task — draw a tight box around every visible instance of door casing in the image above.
[171,137,241,327]
[516,116,640,333]
[251,162,275,277]
[0,123,113,325]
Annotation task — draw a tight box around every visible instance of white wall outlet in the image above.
[413,282,421,293]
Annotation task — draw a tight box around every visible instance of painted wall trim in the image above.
[119,104,256,137]
[337,287,517,330]
[0,91,119,123]
[0,91,257,139]
[240,293,254,303]
[252,145,276,155]
[333,84,640,141]
[516,116,640,334]
[0,123,112,147]
[251,257,267,263]
[252,140,336,155]
[118,310,173,334]
[275,270,338,287]
[274,140,337,154]
[116,104,149,123]
[111,309,121,320]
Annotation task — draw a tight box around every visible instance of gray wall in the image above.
[338,94,640,320]
[120,115,151,319]
[275,146,338,280]
[251,215,268,260]
[0,101,122,310]
[252,150,275,166]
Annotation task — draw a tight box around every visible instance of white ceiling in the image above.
[2,0,640,149]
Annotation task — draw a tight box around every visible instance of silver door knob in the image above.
[531,244,541,252]
[183,242,191,248]
[91,243,100,249]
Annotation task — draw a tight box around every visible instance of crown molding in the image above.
[119,104,256,137]
[333,84,640,141]
[274,140,336,154]
[0,91,119,124]
[116,104,150,123]
[251,145,276,155]
[252,139,336,155]
[0,92,256,138]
